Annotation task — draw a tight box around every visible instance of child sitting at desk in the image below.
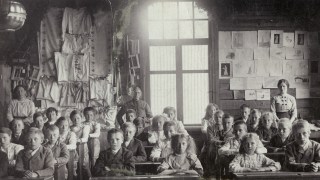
[10,119,26,145]
[30,112,45,132]
[163,106,187,134]
[15,128,54,178]
[229,133,281,173]
[44,107,58,129]
[148,115,166,145]
[285,120,320,172]
[133,117,148,145]
[122,122,147,162]
[256,112,278,144]
[150,121,177,162]
[157,133,203,176]
[125,109,137,123]
[247,109,261,133]
[235,104,251,123]
[268,118,293,152]
[93,128,135,176]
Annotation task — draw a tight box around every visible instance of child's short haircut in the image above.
[251,109,261,116]
[163,106,176,114]
[33,112,44,121]
[70,110,82,120]
[151,115,167,130]
[163,121,177,132]
[222,113,234,121]
[10,119,24,130]
[126,109,137,116]
[233,120,247,131]
[240,104,250,110]
[133,117,145,127]
[121,122,136,132]
[83,107,96,115]
[292,120,310,134]
[107,128,124,142]
[261,112,275,123]
[27,128,44,140]
[45,125,59,136]
[171,134,197,154]
[239,133,260,154]
[55,117,69,127]
[0,127,12,136]
[46,107,58,117]
[278,118,292,128]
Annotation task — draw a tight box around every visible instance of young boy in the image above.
[150,121,177,162]
[10,119,26,145]
[285,120,320,172]
[0,151,8,178]
[126,109,137,123]
[148,115,166,145]
[43,125,70,178]
[247,109,261,132]
[236,104,251,123]
[163,106,187,134]
[44,107,58,129]
[256,112,278,144]
[268,118,293,152]
[15,129,54,178]
[122,122,147,162]
[83,107,101,168]
[93,128,135,176]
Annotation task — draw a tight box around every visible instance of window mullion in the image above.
[176,44,183,122]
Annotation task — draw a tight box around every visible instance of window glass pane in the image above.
[182,45,208,70]
[150,74,177,115]
[179,2,193,19]
[150,46,176,71]
[194,20,208,38]
[179,21,193,39]
[148,21,163,39]
[148,2,162,20]
[183,73,209,124]
[164,21,178,39]
[194,5,208,19]
[163,2,178,19]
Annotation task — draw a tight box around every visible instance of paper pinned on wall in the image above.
[304,48,310,60]
[269,60,283,77]
[219,49,236,61]
[233,90,245,99]
[285,48,303,60]
[219,31,232,49]
[271,30,283,48]
[270,48,285,60]
[295,60,309,76]
[283,60,295,75]
[293,76,310,89]
[256,89,271,100]
[246,77,263,89]
[295,31,307,48]
[308,32,319,47]
[245,90,257,100]
[263,76,294,88]
[254,48,270,60]
[255,60,269,76]
[233,60,255,77]
[296,88,310,99]
[235,49,254,60]
[232,31,257,48]
[230,78,246,90]
[283,32,295,47]
[230,77,263,90]
[258,30,271,47]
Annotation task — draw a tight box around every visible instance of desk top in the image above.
[135,162,161,165]
[90,175,200,180]
[233,171,320,179]
[3,176,54,180]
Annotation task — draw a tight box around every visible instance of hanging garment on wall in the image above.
[36,76,54,101]
[62,33,90,54]
[39,8,64,77]
[89,78,113,106]
[60,82,76,107]
[74,53,90,82]
[90,10,113,76]
[50,81,61,103]
[62,7,92,40]
[73,82,89,103]
[55,52,73,82]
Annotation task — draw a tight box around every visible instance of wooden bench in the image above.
[233,171,320,180]
[3,176,54,180]
[67,149,76,180]
[77,142,85,180]
[135,161,161,175]
[89,174,200,180]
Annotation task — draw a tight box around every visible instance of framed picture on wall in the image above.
[29,66,41,81]
[219,61,232,79]
[11,66,26,80]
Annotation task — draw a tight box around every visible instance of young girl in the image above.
[201,103,219,134]
[163,107,188,134]
[229,133,281,173]
[44,107,58,129]
[256,112,278,144]
[31,112,45,131]
[148,115,166,145]
[133,117,148,145]
[157,134,203,176]
[268,118,293,152]
[247,109,261,133]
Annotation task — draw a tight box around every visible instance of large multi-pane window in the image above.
[146,0,210,125]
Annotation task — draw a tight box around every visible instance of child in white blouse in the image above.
[157,134,203,176]
[163,107,188,134]
[201,103,219,134]
[148,115,166,145]
[229,133,281,173]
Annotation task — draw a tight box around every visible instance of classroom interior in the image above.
[1,0,320,179]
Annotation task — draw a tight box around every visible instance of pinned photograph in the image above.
[29,66,41,81]
[220,62,232,79]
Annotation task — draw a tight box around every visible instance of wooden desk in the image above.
[135,162,161,175]
[3,176,54,180]
[54,163,66,180]
[77,142,85,180]
[265,152,285,165]
[90,174,200,180]
[67,149,76,180]
[233,171,320,180]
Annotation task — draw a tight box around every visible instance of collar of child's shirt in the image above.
[297,139,311,152]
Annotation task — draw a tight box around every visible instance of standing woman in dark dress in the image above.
[271,79,297,123]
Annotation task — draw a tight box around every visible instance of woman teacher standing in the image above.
[271,79,297,123]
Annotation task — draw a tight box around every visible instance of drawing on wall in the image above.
[283,32,294,47]
[271,30,283,48]
[255,60,269,76]
[233,61,255,77]
[269,60,283,77]
[245,90,257,100]
[293,76,310,89]
[219,31,232,49]
[270,48,285,60]
[219,62,232,79]
[219,49,235,61]
[254,48,270,60]
[285,48,303,59]
[274,34,280,44]
[297,34,304,45]
[256,89,271,100]
[232,32,244,48]
[258,30,271,47]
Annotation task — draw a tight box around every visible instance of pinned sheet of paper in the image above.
[219,49,236,61]
[285,48,303,59]
[293,76,310,89]
[271,30,283,48]
[283,32,295,47]
[258,30,271,47]
[296,89,310,99]
[254,48,270,60]
[255,60,269,76]
[283,61,295,75]
[235,49,254,60]
[233,61,255,77]
[219,31,232,49]
[295,60,309,76]
[256,89,271,100]
[246,77,263,89]
[308,32,319,47]
[232,31,257,48]
[270,48,285,60]
[233,90,245,99]
[269,60,283,76]
[230,78,246,90]
[245,90,257,100]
